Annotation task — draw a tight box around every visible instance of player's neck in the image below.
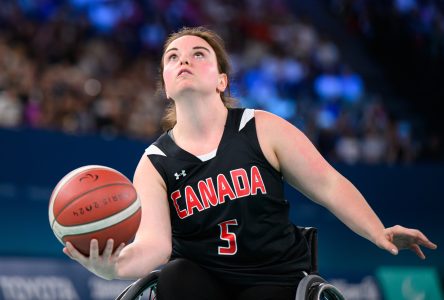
[173,97,227,152]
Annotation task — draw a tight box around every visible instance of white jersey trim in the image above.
[239,109,255,131]
[197,148,217,162]
[145,145,167,156]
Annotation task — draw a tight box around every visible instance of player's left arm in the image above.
[254,110,437,258]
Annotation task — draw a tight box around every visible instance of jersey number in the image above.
[218,219,238,255]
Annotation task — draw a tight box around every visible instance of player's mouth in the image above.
[177,68,193,77]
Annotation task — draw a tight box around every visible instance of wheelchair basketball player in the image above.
[63,26,437,300]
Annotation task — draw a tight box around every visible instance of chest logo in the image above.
[174,170,187,180]
[170,166,267,219]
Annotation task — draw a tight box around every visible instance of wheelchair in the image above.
[115,227,345,300]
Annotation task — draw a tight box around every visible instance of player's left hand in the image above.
[380,225,437,259]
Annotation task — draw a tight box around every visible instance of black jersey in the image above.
[145,108,310,286]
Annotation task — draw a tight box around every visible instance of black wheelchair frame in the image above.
[115,227,345,300]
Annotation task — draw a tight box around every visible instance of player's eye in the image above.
[167,53,178,61]
[194,51,205,59]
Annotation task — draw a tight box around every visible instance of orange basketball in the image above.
[48,165,141,256]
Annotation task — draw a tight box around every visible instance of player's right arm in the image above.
[116,154,172,279]
[64,154,172,280]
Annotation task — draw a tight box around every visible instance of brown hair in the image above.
[158,26,237,131]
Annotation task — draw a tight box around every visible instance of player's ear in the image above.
[216,73,228,93]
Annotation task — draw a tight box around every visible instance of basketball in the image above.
[48,165,141,256]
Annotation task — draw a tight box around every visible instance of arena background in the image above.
[0,0,443,299]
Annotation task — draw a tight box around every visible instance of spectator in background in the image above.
[0,89,22,127]
[335,128,361,164]
[23,93,43,127]
[361,125,388,164]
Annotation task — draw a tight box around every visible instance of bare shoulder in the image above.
[254,110,294,171]
[254,109,303,137]
[254,109,281,124]
[254,109,307,149]
[254,109,280,136]
[132,154,168,209]
[254,110,330,183]
[133,154,166,189]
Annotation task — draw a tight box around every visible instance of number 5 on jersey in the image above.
[218,219,238,255]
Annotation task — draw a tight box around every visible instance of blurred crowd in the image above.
[326,0,444,162]
[328,0,444,61]
[0,0,441,164]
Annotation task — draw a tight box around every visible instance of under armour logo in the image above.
[174,170,187,180]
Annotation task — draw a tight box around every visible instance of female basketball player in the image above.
[63,27,437,300]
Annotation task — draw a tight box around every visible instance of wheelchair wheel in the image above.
[115,270,160,300]
[295,274,345,300]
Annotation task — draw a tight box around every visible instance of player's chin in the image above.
[172,86,203,99]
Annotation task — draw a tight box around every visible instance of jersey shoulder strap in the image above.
[224,107,255,133]
[144,132,171,184]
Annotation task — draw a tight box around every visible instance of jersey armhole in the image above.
[145,146,169,187]
[241,110,282,176]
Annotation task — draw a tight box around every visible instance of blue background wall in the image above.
[0,128,443,292]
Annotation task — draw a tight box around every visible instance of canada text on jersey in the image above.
[170,166,267,219]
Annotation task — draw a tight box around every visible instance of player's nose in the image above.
[179,54,190,65]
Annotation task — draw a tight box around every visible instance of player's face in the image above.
[162,35,227,100]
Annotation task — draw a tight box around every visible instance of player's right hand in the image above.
[63,238,125,280]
